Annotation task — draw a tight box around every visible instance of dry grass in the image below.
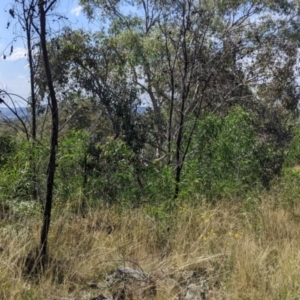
[1,193,300,299]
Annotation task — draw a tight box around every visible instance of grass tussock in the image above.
[1,194,300,299]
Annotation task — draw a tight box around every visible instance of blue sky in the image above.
[0,0,99,107]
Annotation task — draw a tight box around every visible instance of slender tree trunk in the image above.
[173,2,191,200]
[25,8,38,201]
[173,88,186,200]
[38,0,59,268]
[167,65,175,165]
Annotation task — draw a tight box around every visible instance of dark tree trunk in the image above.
[25,2,38,201]
[38,0,59,268]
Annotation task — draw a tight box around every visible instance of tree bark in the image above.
[24,1,38,201]
[38,0,59,268]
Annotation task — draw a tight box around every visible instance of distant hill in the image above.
[0,106,148,120]
[0,107,30,119]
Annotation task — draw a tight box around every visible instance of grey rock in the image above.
[105,267,156,299]
[178,270,210,300]
[106,267,148,285]
[90,294,111,300]
[183,283,205,300]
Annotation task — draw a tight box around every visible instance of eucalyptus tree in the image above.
[35,28,146,151]
[77,0,300,198]
[33,26,150,206]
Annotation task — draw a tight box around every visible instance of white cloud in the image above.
[4,47,27,61]
[71,5,83,17]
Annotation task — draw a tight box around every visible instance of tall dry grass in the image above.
[1,190,300,299]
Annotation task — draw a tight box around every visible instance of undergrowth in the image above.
[1,177,300,299]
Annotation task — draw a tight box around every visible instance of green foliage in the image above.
[0,135,15,167]
[57,130,143,207]
[275,126,300,208]
[95,137,141,206]
[0,139,44,201]
[284,126,300,167]
[144,164,175,204]
[36,0,300,204]
[2,0,300,216]
[183,108,260,199]
[56,129,90,199]
[253,142,284,190]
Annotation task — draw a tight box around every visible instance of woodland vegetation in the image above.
[1,0,300,299]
